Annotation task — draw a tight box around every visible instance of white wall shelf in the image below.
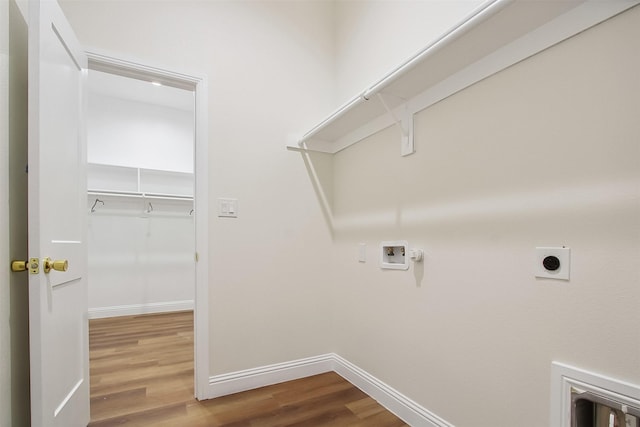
[87,163,194,216]
[289,0,639,155]
[87,162,194,199]
[87,190,193,201]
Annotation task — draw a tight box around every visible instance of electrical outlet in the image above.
[535,247,570,280]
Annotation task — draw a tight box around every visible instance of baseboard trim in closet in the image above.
[88,300,194,319]
[207,353,452,427]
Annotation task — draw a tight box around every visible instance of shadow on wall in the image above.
[296,100,639,240]
[294,74,639,288]
[8,0,31,423]
[295,7,640,295]
[299,150,334,238]
[296,127,432,288]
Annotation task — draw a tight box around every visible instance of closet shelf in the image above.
[87,162,194,198]
[88,189,194,201]
[87,191,194,217]
[289,0,638,154]
[88,210,194,219]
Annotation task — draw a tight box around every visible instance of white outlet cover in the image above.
[535,247,570,280]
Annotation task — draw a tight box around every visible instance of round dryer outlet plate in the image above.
[535,247,570,280]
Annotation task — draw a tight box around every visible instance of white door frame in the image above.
[1,1,12,423]
[85,51,210,399]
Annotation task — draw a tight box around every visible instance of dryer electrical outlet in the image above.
[535,247,570,280]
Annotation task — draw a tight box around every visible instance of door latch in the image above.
[11,257,40,274]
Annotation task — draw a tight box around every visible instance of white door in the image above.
[28,1,89,426]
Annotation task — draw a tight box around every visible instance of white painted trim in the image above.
[85,47,202,90]
[206,354,452,426]
[83,51,210,400]
[550,361,640,427]
[333,354,453,427]
[192,75,210,401]
[88,300,194,319]
[208,354,335,399]
[53,379,83,417]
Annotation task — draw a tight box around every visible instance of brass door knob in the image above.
[43,257,68,273]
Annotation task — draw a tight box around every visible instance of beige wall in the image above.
[333,0,483,103]
[331,6,640,426]
[59,0,337,375]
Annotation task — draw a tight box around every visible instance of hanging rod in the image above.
[286,145,316,153]
[89,210,195,219]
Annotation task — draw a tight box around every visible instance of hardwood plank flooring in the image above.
[89,311,409,426]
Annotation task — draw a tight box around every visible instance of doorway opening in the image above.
[84,53,209,422]
[86,69,196,317]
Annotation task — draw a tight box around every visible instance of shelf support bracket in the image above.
[375,93,414,157]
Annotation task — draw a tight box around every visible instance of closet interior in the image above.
[86,70,196,319]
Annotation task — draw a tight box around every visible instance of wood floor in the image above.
[89,311,409,426]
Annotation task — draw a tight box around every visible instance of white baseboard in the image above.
[208,354,335,399]
[332,354,453,427]
[207,353,452,427]
[88,300,194,319]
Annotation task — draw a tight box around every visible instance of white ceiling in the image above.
[88,69,195,112]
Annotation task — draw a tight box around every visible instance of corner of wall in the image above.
[206,353,455,427]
